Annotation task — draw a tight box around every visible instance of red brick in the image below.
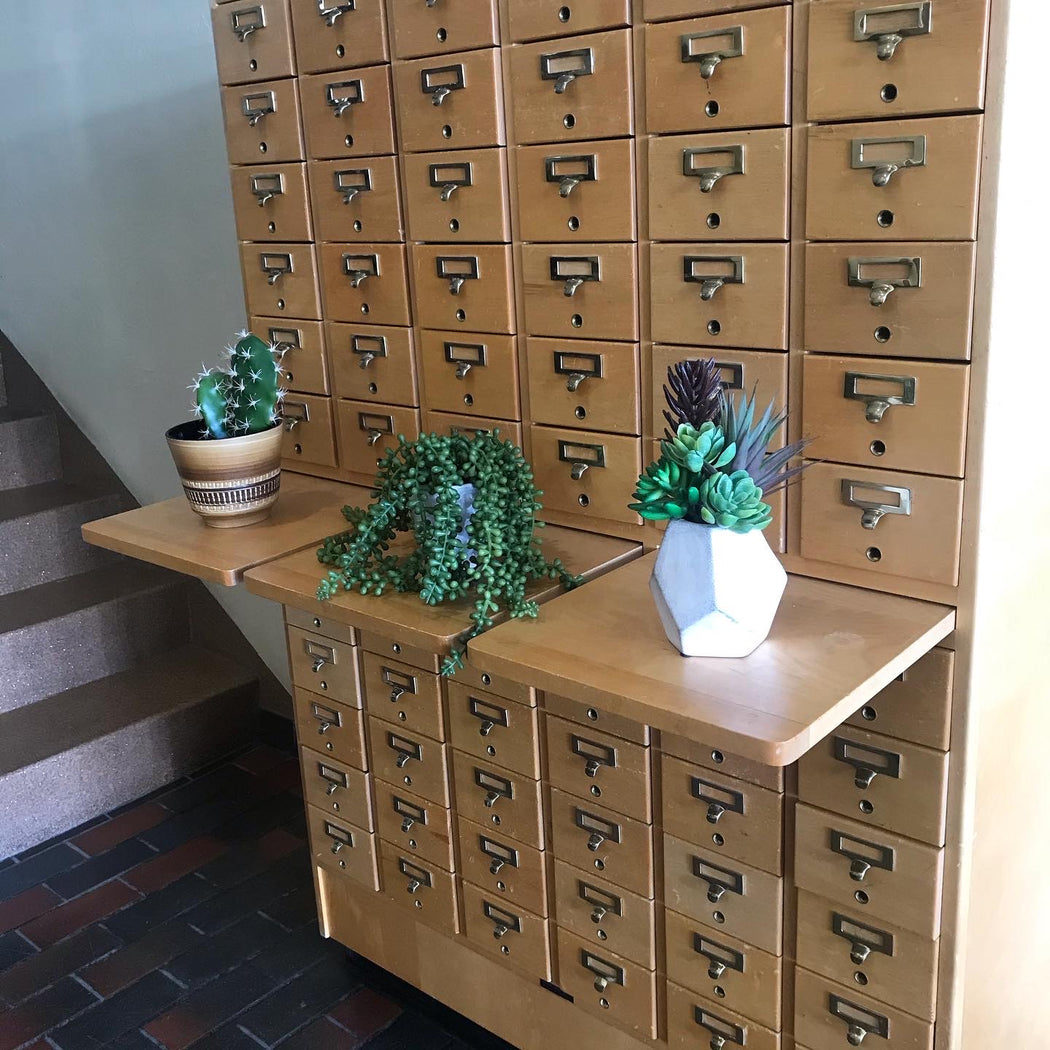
[328,987,402,1042]
[80,920,202,998]
[124,837,227,894]
[0,884,61,935]
[19,880,141,948]
[232,745,289,775]
[72,802,168,856]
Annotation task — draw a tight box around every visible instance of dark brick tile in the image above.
[81,919,203,998]
[249,919,332,984]
[107,779,190,817]
[283,808,308,841]
[0,975,100,1050]
[0,844,83,903]
[108,1030,166,1049]
[280,1015,369,1050]
[0,924,121,1005]
[12,818,106,862]
[0,884,62,935]
[327,987,402,1044]
[19,879,141,949]
[233,744,291,775]
[183,1022,264,1050]
[102,873,218,942]
[0,929,36,974]
[154,766,256,815]
[354,1011,453,1050]
[124,837,228,894]
[189,747,254,780]
[73,803,168,856]
[46,838,156,899]
[164,912,286,989]
[260,883,318,932]
[195,814,303,890]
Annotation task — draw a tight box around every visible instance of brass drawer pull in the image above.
[690,776,745,825]
[429,161,473,202]
[684,255,745,301]
[310,701,342,735]
[323,820,353,854]
[545,154,597,198]
[325,79,365,118]
[230,5,266,42]
[832,912,895,966]
[571,734,617,778]
[282,399,309,432]
[847,256,922,307]
[444,341,487,380]
[241,90,276,127]
[436,255,479,295]
[553,350,603,392]
[483,899,522,939]
[851,133,927,187]
[260,251,293,286]
[387,731,423,769]
[393,794,428,833]
[854,1,932,61]
[398,857,432,894]
[358,411,394,447]
[382,666,418,703]
[334,167,372,205]
[351,332,387,370]
[575,808,621,852]
[342,252,379,288]
[694,1005,747,1049]
[469,695,509,738]
[840,479,912,530]
[549,255,601,298]
[829,828,896,882]
[539,47,594,94]
[680,26,744,80]
[420,63,465,106]
[318,1,355,27]
[558,439,606,482]
[691,856,744,904]
[304,638,335,672]
[833,736,902,789]
[692,933,745,981]
[318,761,348,796]
[682,144,745,193]
[581,950,624,993]
[829,993,890,1046]
[268,326,301,354]
[479,834,519,876]
[249,172,283,207]
[843,371,918,424]
[578,880,622,925]
[475,767,514,808]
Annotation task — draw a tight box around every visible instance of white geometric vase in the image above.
[649,519,787,658]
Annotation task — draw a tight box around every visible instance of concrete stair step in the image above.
[0,407,60,490]
[0,646,258,858]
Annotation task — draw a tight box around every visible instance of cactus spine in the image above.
[191,332,284,439]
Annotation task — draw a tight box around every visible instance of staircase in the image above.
[0,338,260,858]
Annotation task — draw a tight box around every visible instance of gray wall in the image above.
[0,1,290,689]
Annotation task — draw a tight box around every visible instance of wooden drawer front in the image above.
[379,842,459,935]
[661,731,784,792]
[308,156,403,244]
[320,242,411,325]
[648,129,790,242]
[421,330,521,422]
[368,715,450,807]
[794,968,934,1050]
[461,880,552,979]
[362,650,444,742]
[805,115,983,242]
[666,981,781,1050]
[847,647,953,752]
[241,241,321,319]
[424,411,524,449]
[231,162,311,242]
[402,148,511,243]
[521,243,638,341]
[803,242,977,361]
[288,0,388,73]
[212,0,295,85]
[390,0,499,59]
[448,683,540,780]
[451,750,544,848]
[807,0,990,122]
[555,929,658,1040]
[329,323,417,406]
[796,889,938,1022]
[794,805,944,940]
[360,630,441,674]
[281,393,338,467]
[546,715,651,822]
[663,836,783,955]
[644,0,788,17]
[553,860,655,969]
[644,8,791,134]
[306,805,379,889]
[549,788,654,898]
[222,78,304,165]
[300,746,374,828]
[457,661,536,708]
[799,462,963,587]
[798,726,949,847]
[394,49,505,153]
[665,909,781,1030]
[285,606,356,645]
[412,245,515,335]
[661,755,783,875]
[529,426,642,525]
[288,623,360,702]
[294,689,366,770]
[544,693,650,745]
[457,816,548,916]
[300,66,396,160]
[803,355,969,479]
[252,318,328,395]
[509,30,633,146]
[526,338,640,435]
[373,779,455,872]
[650,243,788,350]
[516,139,636,243]
[508,0,631,42]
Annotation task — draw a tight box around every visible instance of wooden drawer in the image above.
[544,692,650,745]
[361,650,444,742]
[456,815,548,916]
[288,0,388,73]
[644,0,788,16]
[281,393,337,467]
[306,804,379,890]
[660,731,784,792]
[555,929,657,1039]
[661,754,783,874]
[288,623,360,702]
[402,148,511,243]
[515,138,636,243]
[285,606,356,645]
[648,129,790,242]
[807,0,990,122]
[508,0,631,42]
[526,338,640,435]
[847,647,953,752]
[451,750,545,848]
[796,889,938,1022]
[300,746,374,828]
[794,968,933,1050]
[794,805,944,940]
[509,30,633,146]
[649,242,788,350]
[546,715,651,822]
[379,842,458,935]
[553,859,655,969]
[799,462,964,587]
[420,330,519,421]
[252,318,328,395]
[222,78,304,165]
[798,726,949,847]
[300,66,397,160]
[549,787,654,898]
[803,241,977,361]
[460,880,551,979]
[328,323,417,407]
[231,162,311,242]
[308,156,403,244]
[665,909,782,1030]
[240,241,321,319]
[806,115,983,242]
[644,8,791,133]
[394,48,505,153]
[319,242,411,326]
[412,245,515,335]
[368,715,450,807]
[389,0,499,59]
[521,243,638,341]
[360,630,441,674]
[458,662,537,708]
[666,981,781,1050]
[294,689,366,770]
[663,835,783,955]
[373,779,455,873]
[529,425,642,525]
[424,411,524,449]
[448,682,540,780]
[212,0,295,85]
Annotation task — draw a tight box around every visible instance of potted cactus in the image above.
[165,331,286,527]
[633,358,810,657]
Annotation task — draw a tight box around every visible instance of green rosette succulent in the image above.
[697,470,773,533]
[664,422,736,474]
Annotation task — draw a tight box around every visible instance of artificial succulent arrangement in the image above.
[316,430,580,675]
[631,358,810,530]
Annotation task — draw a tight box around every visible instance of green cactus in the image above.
[191,331,284,439]
[697,470,773,533]
[195,372,229,439]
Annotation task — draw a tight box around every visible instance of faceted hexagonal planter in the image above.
[650,520,787,658]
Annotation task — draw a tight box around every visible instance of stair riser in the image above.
[0,414,60,490]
